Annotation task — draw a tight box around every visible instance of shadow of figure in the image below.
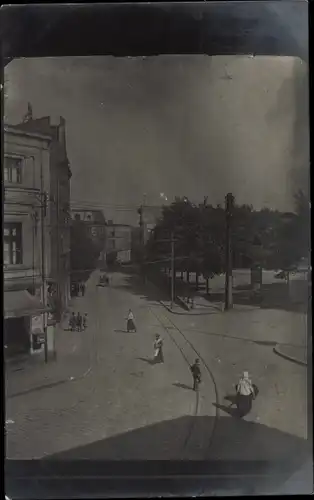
[224,394,238,405]
[114,329,129,334]
[213,402,240,418]
[137,357,156,366]
[172,382,193,391]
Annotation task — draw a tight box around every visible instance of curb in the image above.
[159,300,222,316]
[273,345,307,366]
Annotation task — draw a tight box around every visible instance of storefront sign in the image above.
[31,315,43,334]
[30,315,44,353]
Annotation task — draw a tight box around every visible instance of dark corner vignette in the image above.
[2,1,311,499]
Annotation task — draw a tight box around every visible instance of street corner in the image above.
[273,344,307,366]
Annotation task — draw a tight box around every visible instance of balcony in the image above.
[4,265,41,291]
[4,186,42,208]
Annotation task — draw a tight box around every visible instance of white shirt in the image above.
[128,312,134,320]
[237,378,253,396]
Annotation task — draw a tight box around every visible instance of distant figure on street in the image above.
[81,283,86,296]
[190,358,201,391]
[69,312,76,331]
[83,313,88,330]
[126,309,136,332]
[153,334,164,363]
[76,312,83,332]
[235,371,256,417]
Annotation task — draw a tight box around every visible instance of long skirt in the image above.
[236,394,253,417]
[127,319,136,332]
[154,347,164,363]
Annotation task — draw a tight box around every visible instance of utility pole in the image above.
[41,191,48,362]
[138,203,145,282]
[171,231,175,309]
[224,192,234,311]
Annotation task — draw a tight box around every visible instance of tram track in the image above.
[148,305,220,457]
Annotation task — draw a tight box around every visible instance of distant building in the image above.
[14,114,72,321]
[4,124,52,357]
[70,209,106,240]
[105,221,132,264]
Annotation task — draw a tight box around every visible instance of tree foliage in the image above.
[70,219,105,272]
[145,191,309,277]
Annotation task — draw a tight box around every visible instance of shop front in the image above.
[4,289,51,359]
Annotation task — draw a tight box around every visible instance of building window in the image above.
[4,223,23,265]
[4,156,23,183]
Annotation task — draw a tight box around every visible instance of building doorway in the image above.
[4,317,30,358]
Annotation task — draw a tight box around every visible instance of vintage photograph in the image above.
[4,54,310,461]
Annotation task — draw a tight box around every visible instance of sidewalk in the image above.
[160,297,223,316]
[273,344,308,366]
[5,271,101,400]
[5,314,93,399]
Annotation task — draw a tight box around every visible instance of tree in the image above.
[70,219,104,274]
[270,190,309,273]
[146,198,224,291]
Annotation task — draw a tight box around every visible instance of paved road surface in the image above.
[6,270,308,462]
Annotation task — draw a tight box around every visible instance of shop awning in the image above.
[4,290,51,319]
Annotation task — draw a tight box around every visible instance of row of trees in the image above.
[144,191,309,289]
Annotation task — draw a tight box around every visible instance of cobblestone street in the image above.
[6,270,309,461]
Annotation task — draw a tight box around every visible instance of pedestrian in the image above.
[190,358,201,391]
[126,309,136,332]
[76,312,82,332]
[81,283,86,297]
[235,371,256,417]
[69,312,76,331]
[153,334,164,363]
[83,313,88,330]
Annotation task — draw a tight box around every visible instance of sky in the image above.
[4,55,309,225]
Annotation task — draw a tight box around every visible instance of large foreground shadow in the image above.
[44,416,310,463]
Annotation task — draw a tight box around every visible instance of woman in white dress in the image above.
[126,309,136,332]
[236,371,256,417]
[153,334,164,363]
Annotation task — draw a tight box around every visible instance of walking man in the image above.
[81,283,86,297]
[153,334,164,363]
[190,358,202,391]
[83,313,88,330]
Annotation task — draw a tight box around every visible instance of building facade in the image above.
[3,125,52,357]
[105,222,132,264]
[15,115,72,321]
